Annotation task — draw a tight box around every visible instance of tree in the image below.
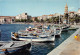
[41,19,44,23]
[34,17,40,22]
[74,14,80,23]
[69,14,80,24]
[69,18,75,23]
[53,16,59,24]
[48,18,53,23]
[15,19,20,22]
[26,18,33,22]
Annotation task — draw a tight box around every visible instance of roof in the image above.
[69,11,75,13]
[42,15,47,16]
[0,16,15,18]
[48,14,54,16]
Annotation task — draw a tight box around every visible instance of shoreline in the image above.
[47,28,80,55]
[11,22,54,25]
[1,22,80,27]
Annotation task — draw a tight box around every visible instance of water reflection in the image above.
[8,49,30,55]
[31,43,54,55]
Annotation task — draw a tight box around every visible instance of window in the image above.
[25,13,27,15]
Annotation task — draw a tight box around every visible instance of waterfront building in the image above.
[78,8,80,16]
[32,17,36,21]
[37,13,61,21]
[37,16,43,20]
[42,15,48,20]
[47,14,54,19]
[37,15,47,20]
[16,13,31,20]
[68,11,76,18]
[53,13,61,17]
[0,16,15,24]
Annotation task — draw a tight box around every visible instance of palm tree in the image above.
[54,16,59,24]
[74,14,80,23]
[69,18,75,23]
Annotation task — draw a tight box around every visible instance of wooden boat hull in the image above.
[11,36,55,43]
[0,42,31,55]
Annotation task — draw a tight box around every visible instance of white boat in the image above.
[68,27,78,30]
[55,29,62,37]
[61,24,70,32]
[11,32,55,43]
[0,41,31,55]
[51,26,62,38]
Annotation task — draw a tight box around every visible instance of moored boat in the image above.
[0,41,31,55]
[61,24,70,32]
[55,29,62,37]
[11,32,55,43]
[61,27,68,32]
[68,27,78,30]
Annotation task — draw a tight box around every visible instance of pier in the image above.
[48,25,80,55]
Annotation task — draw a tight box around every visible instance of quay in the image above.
[48,25,80,55]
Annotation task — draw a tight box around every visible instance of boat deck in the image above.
[0,41,30,49]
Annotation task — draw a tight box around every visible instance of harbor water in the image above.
[0,24,76,55]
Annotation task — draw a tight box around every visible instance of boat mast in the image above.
[68,14,69,25]
[59,14,60,27]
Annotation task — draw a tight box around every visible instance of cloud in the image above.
[69,7,75,11]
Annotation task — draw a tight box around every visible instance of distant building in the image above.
[37,13,61,21]
[0,16,15,24]
[37,15,48,20]
[32,17,36,21]
[78,8,80,16]
[37,16,43,20]
[47,14,54,19]
[68,11,76,18]
[16,13,31,20]
[53,13,61,17]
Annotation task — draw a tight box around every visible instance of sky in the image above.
[0,0,79,17]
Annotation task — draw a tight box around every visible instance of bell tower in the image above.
[63,0,69,24]
[65,3,68,14]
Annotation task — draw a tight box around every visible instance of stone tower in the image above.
[65,3,68,14]
[63,3,68,24]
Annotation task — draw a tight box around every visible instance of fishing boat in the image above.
[61,24,70,32]
[61,27,68,32]
[51,28,62,38]
[55,29,62,37]
[68,27,78,30]
[61,26,68,32]
[11,32,55,43]
[0,41,31,55]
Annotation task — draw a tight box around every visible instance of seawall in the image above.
[48,26,80,55]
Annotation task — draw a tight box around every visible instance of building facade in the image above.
[0,16,15,24]
[78,8,80,16]
[37,14,61,21]
[16,13,31,20]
